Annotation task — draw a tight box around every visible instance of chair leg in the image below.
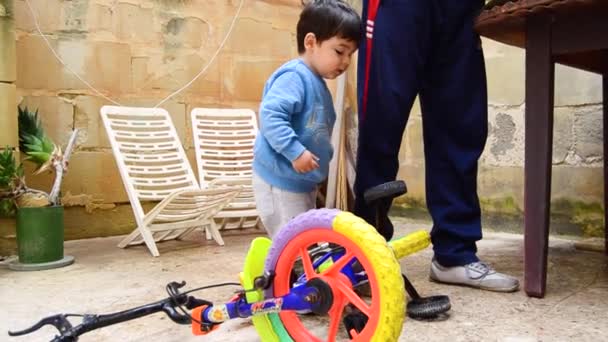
[602,74,608,255]
[117,228,142,248]
[117,225,159,256]
[205,225,213,240]
[139,226,161,257]
[207,221,225,246]
[251,217,261,230]
[524,14,555,298]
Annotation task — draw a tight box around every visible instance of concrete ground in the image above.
[1,217,607,342]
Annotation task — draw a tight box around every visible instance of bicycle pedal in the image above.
[343,309,368,338]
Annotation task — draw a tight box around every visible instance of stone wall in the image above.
[1,0,307,254]
[0,0,17,149]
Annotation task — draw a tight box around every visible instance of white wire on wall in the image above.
[23,0,245,108]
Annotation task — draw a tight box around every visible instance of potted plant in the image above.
[0,106,78,271]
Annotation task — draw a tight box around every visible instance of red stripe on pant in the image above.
[362,0,381,121]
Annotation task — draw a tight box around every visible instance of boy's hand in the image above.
[292,150,320,173]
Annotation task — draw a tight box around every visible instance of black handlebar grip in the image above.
[363,181,408,204]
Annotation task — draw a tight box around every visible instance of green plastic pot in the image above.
[16,205,64,264]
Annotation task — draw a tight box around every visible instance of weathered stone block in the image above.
[552,166,603,203]
[240,0,300,32]
[222,56,284,102]
[184,54,222,98]
[58,0,88,32]
[226,18,295,58]
[396,164,426,201]
[0,83,17,147]
[479,165,602,213]
[73,95,111,148]
[0,0,12,18]
[83,40,132,93]
[552,107,575,164]
[478,166,524,210]
[0,15,16,82]
[163,16,208,49]
[63,204,137,240]
[572,105,603,162]
[14,0,91,33]
[403,116,424,166]
[130,56,149,91]
[137,53,222,100]
[15,35,59,89]
[16,36,131,92]
[113,3,155,43]
[13,0,61,32]
[482,106,525,167]
[555,64,602,106]
[483,39,525,105]
[484,43,603,107]
[87,4,113,32]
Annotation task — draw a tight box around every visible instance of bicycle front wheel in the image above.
[263,209,405,342]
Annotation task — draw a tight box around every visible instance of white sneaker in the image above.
[430,259,520,292]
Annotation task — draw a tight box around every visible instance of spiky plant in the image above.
[18,106,58,175]
[0,148,23,190]
[0,148,24,216]
[15,106,79,207]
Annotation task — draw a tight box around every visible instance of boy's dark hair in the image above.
[297,0,362,54]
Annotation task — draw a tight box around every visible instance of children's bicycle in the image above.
[9,181,450,342]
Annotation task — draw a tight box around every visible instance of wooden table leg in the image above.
[602,74,608,255]
[524,14,555,298]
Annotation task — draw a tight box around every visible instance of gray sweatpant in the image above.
[252,172,317,238]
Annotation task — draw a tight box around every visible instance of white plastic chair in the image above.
[100,105,241,256]
[190,108,259,230]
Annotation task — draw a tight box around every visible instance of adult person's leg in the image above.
[420,0,518,292]
[355,0,436,241]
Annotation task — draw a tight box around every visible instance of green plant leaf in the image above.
[0,147,21,190]
[21,134,37,146]
[25,151,51,165]
[24,143,43,152]
[41,136,55,153]
[18,106,46,152]
[0,198,17,217]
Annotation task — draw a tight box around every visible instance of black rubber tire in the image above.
[406,295,451,320]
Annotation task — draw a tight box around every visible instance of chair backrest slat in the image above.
[101,106,200,212]
[190,108,258,186]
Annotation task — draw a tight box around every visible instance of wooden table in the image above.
[475,0,607,298]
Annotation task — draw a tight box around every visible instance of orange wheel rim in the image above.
[273,228,381,341]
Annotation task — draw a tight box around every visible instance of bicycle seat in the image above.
[363,180,408,204]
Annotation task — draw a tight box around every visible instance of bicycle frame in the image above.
[7,249,362,341]
[202,285,314,323]
[202,247,362,325]
[9,196,438,341]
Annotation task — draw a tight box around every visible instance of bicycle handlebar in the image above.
[8,282,212,342]
[388,230,430,260]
